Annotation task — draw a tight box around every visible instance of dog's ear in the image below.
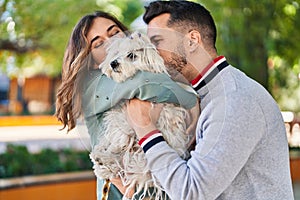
[142,44,168,74]
[130,32,168,74]
[145,49,164,70]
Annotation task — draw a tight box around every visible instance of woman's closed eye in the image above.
[94,41,104,49]
[111,30,120,36]
[109,27,125,38]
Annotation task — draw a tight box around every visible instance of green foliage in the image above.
[32,148,63,174]
[95,0,143,27]
[0,144,92,178]
[200,0,300,112]
[0,0,143,77]
[0,144,34,177]
[1,0,300,111]
[59,148,92,172]
[201,0,275,88]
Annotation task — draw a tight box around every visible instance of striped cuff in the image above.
[138,130,165,153]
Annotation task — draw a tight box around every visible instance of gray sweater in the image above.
[143,60,294,199]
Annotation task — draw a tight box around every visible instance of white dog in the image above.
[90,32,198,200]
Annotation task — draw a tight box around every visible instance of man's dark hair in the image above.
[143,0,217,50]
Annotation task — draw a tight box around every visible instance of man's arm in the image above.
[126,95,265,199]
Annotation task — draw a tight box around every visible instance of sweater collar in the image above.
[191,56,229,91]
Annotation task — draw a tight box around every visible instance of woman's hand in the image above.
[110,177,134,199]
[125,99,163,139]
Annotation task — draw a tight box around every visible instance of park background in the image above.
[0,0,300,199]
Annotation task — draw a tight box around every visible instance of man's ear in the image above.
[187,30,202,52]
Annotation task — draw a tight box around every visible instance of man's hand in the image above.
[125,99,162,139]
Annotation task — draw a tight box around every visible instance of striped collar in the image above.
[191,56,229,91]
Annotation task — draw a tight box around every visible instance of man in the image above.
[125,1,294,199]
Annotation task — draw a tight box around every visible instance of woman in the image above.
[55,11,131,200]
[55,11,128,133]
[55,11,198,200]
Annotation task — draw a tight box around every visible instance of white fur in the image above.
[90,32,197,199]
[99,32,168,83]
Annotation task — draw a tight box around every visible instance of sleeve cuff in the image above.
[138,129,165,153]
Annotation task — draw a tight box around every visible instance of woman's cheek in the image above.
[92,48,106,65]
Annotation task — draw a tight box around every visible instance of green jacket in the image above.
[81,69,198,199]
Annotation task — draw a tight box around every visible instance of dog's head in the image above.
[99,32,168,83]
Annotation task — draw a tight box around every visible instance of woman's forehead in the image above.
[87,17,119,41]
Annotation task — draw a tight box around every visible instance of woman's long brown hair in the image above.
[55,11,128,132]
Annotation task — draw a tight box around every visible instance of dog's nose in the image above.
[110,60,119,69]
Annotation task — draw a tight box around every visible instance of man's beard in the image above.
[165,45,187,74]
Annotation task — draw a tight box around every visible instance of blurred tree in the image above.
[0,0,299,111]
[202,0,297,88]
[201,0,300,111]
[0,0,143,77]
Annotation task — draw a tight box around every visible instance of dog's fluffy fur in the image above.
[90,32,197,199]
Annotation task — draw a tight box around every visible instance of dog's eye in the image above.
[127,52,136,61]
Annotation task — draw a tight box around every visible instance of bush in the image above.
[0,144,92,178]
